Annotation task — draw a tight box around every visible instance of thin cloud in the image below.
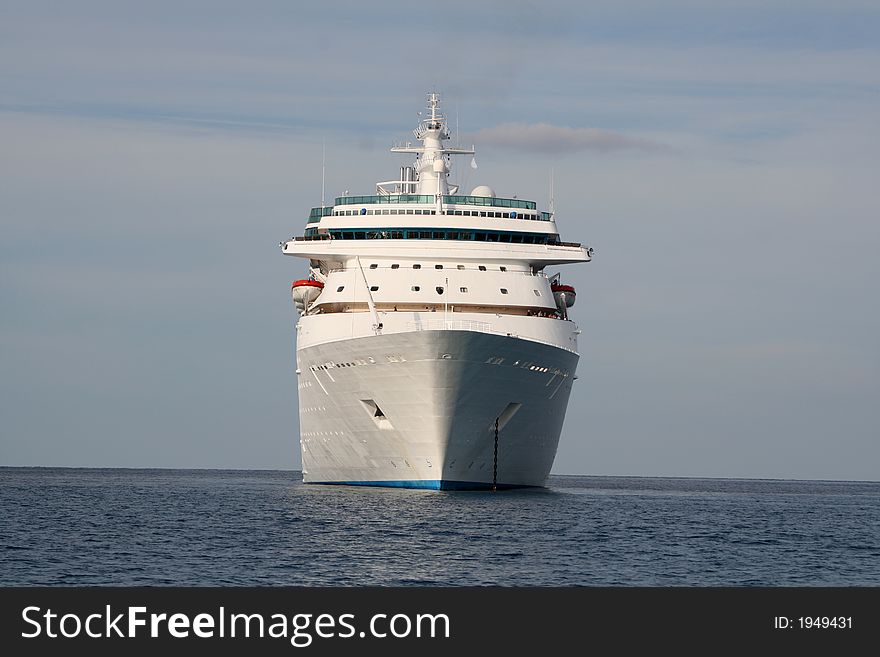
[472,122,665,154]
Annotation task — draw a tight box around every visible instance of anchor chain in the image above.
[493,417,499,492]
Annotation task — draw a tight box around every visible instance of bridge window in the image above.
[391,264,399,269]
[369,263,378,269]
[370,286,379,291]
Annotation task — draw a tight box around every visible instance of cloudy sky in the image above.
[2,1,878,481]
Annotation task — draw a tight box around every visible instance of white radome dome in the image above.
[470,185,496,197]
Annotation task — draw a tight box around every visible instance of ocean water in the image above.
[1,467,878,586]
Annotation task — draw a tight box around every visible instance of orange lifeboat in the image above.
[291,279,324,311]
[551,282,576,319]
[551,282,576,310]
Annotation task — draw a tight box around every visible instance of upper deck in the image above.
[333,194,548,217]
[306,195,553,229]
[282,92,591,267]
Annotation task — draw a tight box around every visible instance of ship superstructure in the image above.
[281,93,592,489]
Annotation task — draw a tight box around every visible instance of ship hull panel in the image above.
[296,329,579,489]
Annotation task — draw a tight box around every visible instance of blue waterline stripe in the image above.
[311,479,536,491]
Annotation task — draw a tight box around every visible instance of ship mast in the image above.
[389,93,475,208]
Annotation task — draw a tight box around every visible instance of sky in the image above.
[1,0,878,481]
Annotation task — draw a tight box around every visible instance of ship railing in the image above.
[400,318,578,354]
[402,319,576,354]
[335,194,434,205]
[442,195,537,210]
[406,319,493,333]
[290,235,581,248]
[334,194,538,210]
[291,235,332,241]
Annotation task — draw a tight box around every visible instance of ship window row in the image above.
[330,209,541,220]
[324,229,559,244]
[309,359,373,372]
[336,209,437,216]
[364,263,510,272]
[480,356,571,377]
[331,285,532,295]
[331,267,524,294]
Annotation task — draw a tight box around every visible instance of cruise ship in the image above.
[281,93,592,489]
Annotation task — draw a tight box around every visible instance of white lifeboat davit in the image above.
[551,282,576,315]
[291,279,324,312]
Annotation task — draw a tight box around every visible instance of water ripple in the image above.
[1,468,878,586]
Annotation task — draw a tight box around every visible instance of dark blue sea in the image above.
[1,468,878,586]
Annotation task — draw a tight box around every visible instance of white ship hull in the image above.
[296,320,579,489]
